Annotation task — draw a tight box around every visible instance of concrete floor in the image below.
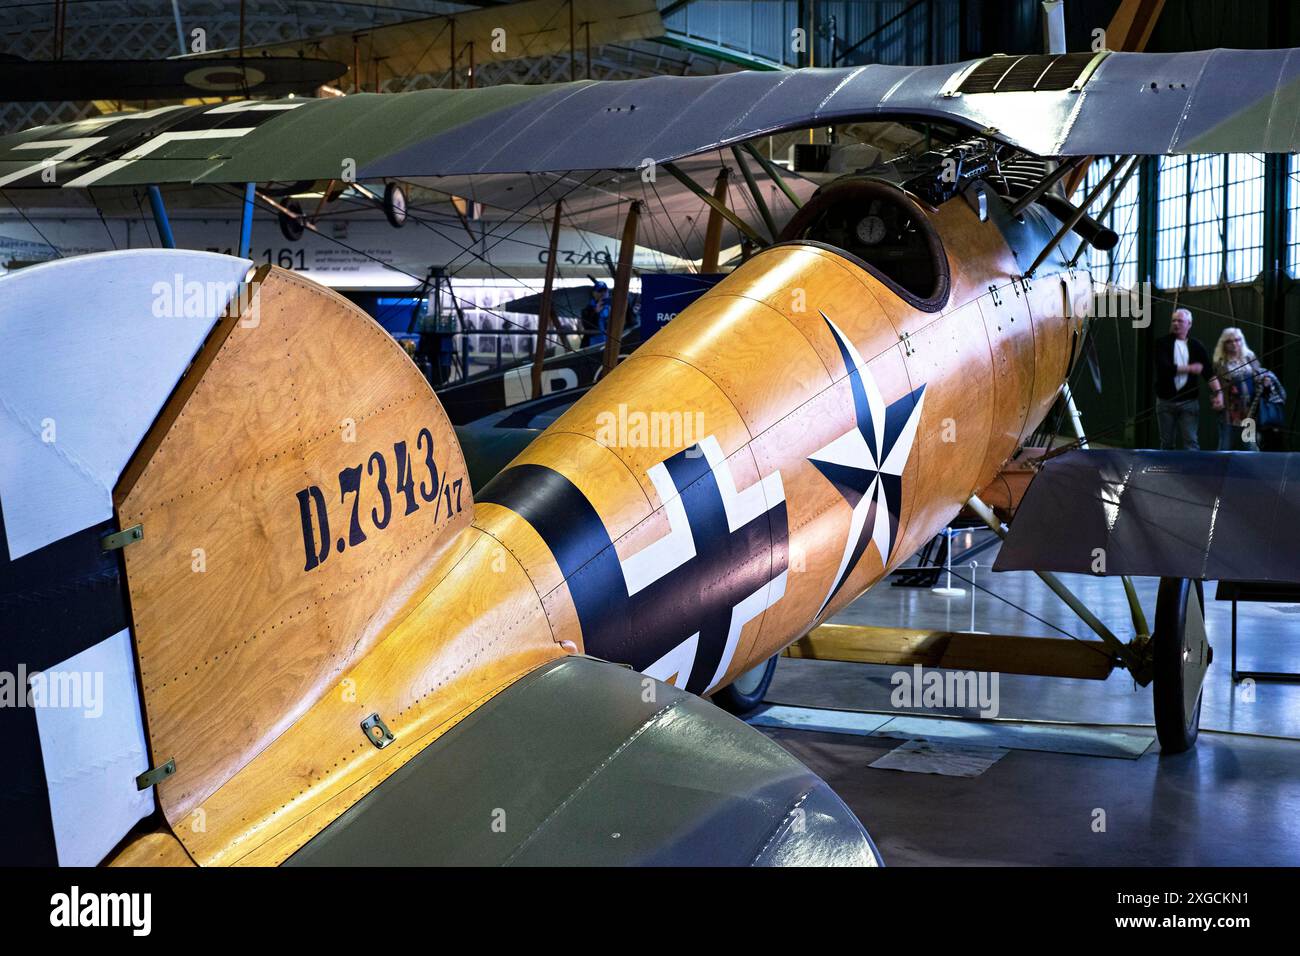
[763,724,1300,865]
[754,530,1300,866]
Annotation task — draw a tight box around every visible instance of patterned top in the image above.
[1213,357,1264,425]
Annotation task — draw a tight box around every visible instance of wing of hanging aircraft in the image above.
[0,55,348,102]
[188,0,665,83]
[1,47,1300,193]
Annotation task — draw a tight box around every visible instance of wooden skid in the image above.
[785,624,1116,681]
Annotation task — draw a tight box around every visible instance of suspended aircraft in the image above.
[185,0,666,91]
[0,53,348,102]
[3,35,1300,867]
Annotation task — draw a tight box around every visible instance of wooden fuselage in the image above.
[467,192,1091,693]
[108,188,1089,865]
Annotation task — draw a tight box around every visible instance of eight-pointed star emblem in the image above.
[809,313,927,617]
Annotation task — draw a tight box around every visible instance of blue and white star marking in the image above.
[809,313,926,617]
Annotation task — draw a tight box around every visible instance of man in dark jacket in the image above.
[1154,308,1210,450]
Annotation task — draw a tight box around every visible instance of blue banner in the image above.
[639,273,727,341]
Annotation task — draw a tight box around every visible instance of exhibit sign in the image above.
[638,272,726,340]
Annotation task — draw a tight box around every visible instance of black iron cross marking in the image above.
[478,437,788,695]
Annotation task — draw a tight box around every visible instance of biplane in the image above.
[3,33,1300,867]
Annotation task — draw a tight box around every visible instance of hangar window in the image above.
[1081,157,1140,290]
[1155,155,1189,289]
[776,178,950,311]
[1287,154,1300,277]
[1156,153,1264,289]
[1186,155,1224,287]
[1226,154,1265,283]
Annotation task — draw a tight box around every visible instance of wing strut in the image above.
[741,142,803,211]
[531,200,564,400]
[1025,155,1131,277]
[664,161,766,246]
[700,166,731,272]
[146,185,176,248]
[1067,155,1140,268]
[966,493,1143,676]
[601,199,641,377]
[731,145,780,242]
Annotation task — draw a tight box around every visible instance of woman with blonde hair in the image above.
[1208,327,1270,451]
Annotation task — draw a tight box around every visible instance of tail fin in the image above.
[0,251,255,863]
[113,262,472,824]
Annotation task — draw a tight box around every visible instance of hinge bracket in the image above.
[136,758,176,790]
[361,713,395,749]
[102,524,143,551]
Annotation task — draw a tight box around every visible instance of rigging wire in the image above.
[0,188,62,259]
[282,172,598,331]
[87,187,118,250]
[206,174,600,349]
[943,568,1120,662]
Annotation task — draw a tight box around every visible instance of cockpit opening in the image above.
[777,178,950,312]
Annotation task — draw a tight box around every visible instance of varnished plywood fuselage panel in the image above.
[110,191,1085,865]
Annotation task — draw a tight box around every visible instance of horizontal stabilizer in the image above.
[994,449,1300,583]
[286,656,880,866]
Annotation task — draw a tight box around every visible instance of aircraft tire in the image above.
[384,182,408,228]
[712,655,779,716]
[1152,577,1209,754]
[278,200,305,242]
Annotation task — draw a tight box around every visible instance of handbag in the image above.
[1249,372,1286,429]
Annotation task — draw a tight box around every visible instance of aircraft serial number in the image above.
[204,247,306,270]
[294,428,464,572]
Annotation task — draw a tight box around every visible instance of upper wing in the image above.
[3,48,1300,189]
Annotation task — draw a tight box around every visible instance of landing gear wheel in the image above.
[712,655,778,716]
[383,182,407,228]
[278,199,305,242]
[1152,577,1210,754]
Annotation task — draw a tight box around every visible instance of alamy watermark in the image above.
[0,665,103,718]
[891,664,999,718]
[50,886,150,936]
[1085,280,1152,328]
[152,273,261,327]
[595,403,706,450]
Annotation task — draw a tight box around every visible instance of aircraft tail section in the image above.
[2,249,252,864]
[112,263,475,826]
